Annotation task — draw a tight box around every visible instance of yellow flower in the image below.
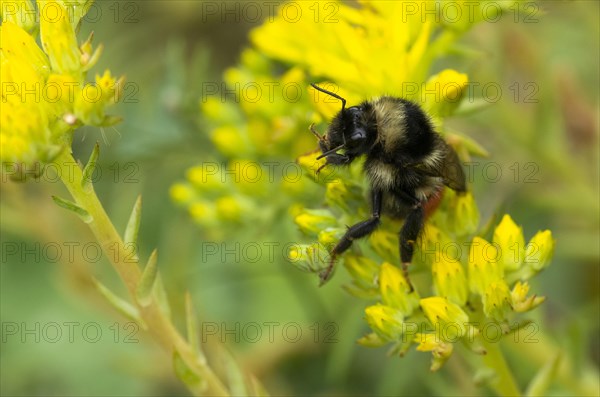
[369,229,400,263]
[0,22,55,165]
[325,179,365,214]
[444,191,480,237]
[186,164,228,193]
[317,228,345,247]
[525,230,555,272]
[493,214,525,271]
[294,209,338,236]
[169,183,195,204]
[39,0,81,75]
[379,262,420,316]
[468,237,503,295]
[483,280,512,322]
[423,69,469,118]
[288,243,328,274]
[296,151,329,184]
[511,281,545,313]
[227,159,268,197]
[356,332,387,348]
[1,5,123,168]
[1,0,37,33]
[414,333,454,371]
[210,126,251,158]
[413,223,450,266]
[215,196,242,223]
[75,70,124,126]
[432,257,468,306]
[364,304,404,341]
[189,201,217,226]
[343,255,379,290]
[420,297,469,341]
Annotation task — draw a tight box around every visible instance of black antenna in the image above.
[311,83,346,113]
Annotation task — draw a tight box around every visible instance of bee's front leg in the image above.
[323,153,351,165]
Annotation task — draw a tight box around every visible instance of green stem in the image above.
[482,339,521,397]
[54,149,229,397]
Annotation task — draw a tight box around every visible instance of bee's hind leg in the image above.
[398,204,424,292]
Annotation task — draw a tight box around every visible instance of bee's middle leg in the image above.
[319,190,382,285]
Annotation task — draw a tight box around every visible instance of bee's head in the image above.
[328,106,370,153]
[311,84,371,160]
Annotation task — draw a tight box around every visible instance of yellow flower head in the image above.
[493,214,526,271]
[483,280,512,322]
[379,262,420,316]
[511,281,545,313]
[343,255,379,290]
[420,297,469,341]
[432,257,468,306]
[369,229,400,263]
[1,0,37,33]
[468,237,503,295]
[39,0,81,75]
[444,191,480,237]
[1,22,54,165]
[364,304,404,341]
[1,3,123,169]
[288,243,329,274]
[525,230,555,272]
[414,333,454,371]
[294,209,338,237]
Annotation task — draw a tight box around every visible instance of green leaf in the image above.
[454,98,494,116]
[173,351,205,390]
[52,195,93,223]
[124,195,142,256]
[153,274,171,319]
[94,279,146,329]
[525,352,561,397]
[185,292,200,354]
[136,249,158,306]
[222,347,248,396]
[81,142,99,192]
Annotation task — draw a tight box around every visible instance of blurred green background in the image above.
[1,1,598,395]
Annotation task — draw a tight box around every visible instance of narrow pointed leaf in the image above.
[124,196,142,254]
[81,142,99,192]
[173,351,206,391]
[222,347,249,396]
[94,279,147,329]
[525,352,561,397]
[52,195,93,223]
[136,249,158,306]
[84,43,104,71]
[185,292,200,355]
[153,274,171,318]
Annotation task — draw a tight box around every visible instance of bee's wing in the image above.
[440,143,466,192]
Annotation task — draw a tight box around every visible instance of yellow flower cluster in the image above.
[361,214,553,370]
[182,0,554,370]
[1,0,123,172]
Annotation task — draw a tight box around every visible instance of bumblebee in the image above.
[309,84,466,288]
